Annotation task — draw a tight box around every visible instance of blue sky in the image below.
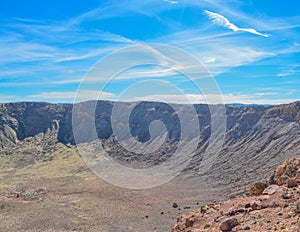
[0,0,299,104]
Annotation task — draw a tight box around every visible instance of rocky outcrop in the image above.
[172,158,300,232]
[269,158,300,186]
[0,102,66,146]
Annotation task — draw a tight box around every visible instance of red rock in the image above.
[220,218,238,231]
[276,165,285,176]
[250,182,268,195]
[250,201,261,210]
[296,202,300,213]
[262,185,280,195]
[287,179,297,188]
[259,195,270,201]
[172,158,300,232]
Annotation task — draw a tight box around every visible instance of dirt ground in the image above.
[0,143,204,232]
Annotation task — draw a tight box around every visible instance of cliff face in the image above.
[0,101,299,197]
[2,101,299,145]
[0,102,65,146]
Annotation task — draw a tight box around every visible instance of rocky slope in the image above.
[1,101,299,146]
[172,158,300,232]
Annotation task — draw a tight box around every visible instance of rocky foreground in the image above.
[173,158,300,232]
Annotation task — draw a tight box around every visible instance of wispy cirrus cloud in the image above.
[204,10,270,37]
[0,0,299,104]
[27,90,116,103]
[275,64,300,77]
[134,92,297,105]
[163,0,179,4]
[0,16,135,88]
[0,94,19,103]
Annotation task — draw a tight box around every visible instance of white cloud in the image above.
[27,90,116,103]
[276,66,300,77]
[1,91,296,105]
[134,93,297,105]
[163,0,179,4]
[203,57,216,63]
[0,94,19,103]
[156,25,275,76]
[204,10,270,37]
[55,47,114,63]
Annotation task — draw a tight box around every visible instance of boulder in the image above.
[220,218,238,231]
[287,179,297,188]
[250,182,268,195]
[262,185,280,195]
